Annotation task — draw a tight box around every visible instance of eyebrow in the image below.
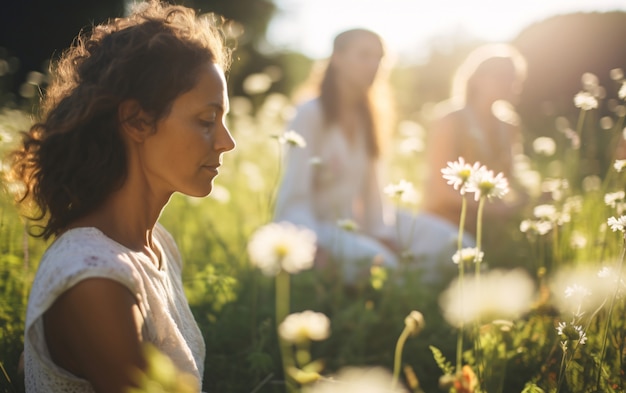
[205,102,229,113]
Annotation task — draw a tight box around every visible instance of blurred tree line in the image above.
[1,0,625,174]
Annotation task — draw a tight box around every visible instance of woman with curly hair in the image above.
[8,1,235,392]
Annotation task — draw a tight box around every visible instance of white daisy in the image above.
[441,157,482,195]
[247,222,317,276]
[608,215,626,232]
[465,167,509,201]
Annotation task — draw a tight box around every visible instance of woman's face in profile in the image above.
[333,33,384,91]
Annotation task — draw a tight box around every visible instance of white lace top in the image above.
[23,223,205,393]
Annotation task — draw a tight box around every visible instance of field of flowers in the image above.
[1,63,626,393]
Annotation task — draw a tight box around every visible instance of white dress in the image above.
[274,98,398,281]
[23,223,205,393]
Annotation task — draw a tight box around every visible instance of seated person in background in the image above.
[273,28,401,283]
[415,43,531,275]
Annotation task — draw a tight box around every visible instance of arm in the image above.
[273,101,321,232]
[44,278,146,393]
[361,159,399,252]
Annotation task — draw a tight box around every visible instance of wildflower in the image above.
[452,247,484,264]
[247,222,317,276]
[242,72,272,95]
[574,91,598,110]
[608,215,626,232]
[570,231,587,249]
[620,81,626,100]
[337,219,359,232]
[614,159,626,173]
[605,191,625,208]
[439,268,535,326]
[404,310,425,337]
[441,157,482,194]
[304,366,406,393]
[556,321,587,345]
[278,310,330,344]
[532,136,556,156]
[533,204,557,221]
[277,130,307,147]
[465,167,509,201]
[520,219,553,235]
[384,179,418,204]
[454,365,478,393]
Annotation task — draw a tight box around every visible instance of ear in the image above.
[118,99,153,143]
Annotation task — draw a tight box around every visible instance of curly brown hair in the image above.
[8,0,232,239]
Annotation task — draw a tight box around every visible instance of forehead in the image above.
[176,62,228,110]
[338,34,383,57]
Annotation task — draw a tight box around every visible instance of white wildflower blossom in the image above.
[383,179,418,204]
[452,247,484,264]
[614,159,626,173]
[277,130,307,147]
[570,231,587,249]
[279,310,330,344]
[439,268,535,327]
[556,321,588,345]
[247,222,317,276]
[465,167,509,201]
[574,91,598,110]
[565,284,591,300]
[441,157,482,195]
[608,215,626,232]
[520,219,553,235]
[620,81,626,100]
[532,136,556,156]
[304,366,406,393]
[533,204,557,221]
[605,191,625,208]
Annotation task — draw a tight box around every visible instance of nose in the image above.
[215,124,236,153]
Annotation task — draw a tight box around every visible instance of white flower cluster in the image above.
[441,157,509,201]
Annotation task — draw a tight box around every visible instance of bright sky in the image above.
[267,0,626,63]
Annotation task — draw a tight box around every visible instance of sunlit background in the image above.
[268,0,626,62]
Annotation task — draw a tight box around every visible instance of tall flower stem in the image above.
[456,195,468,372]
[473,196,486,388]
[392,325,412,390]
[276,270,297,393]
[595,233,626,390]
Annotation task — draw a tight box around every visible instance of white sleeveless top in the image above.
[23,223,205,392]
